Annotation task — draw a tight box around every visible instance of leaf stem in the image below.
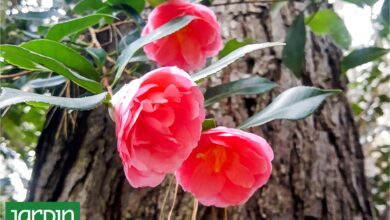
[0,70,33,79]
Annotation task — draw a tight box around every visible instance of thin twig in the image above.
[0,70,33,79]
[95,20,132,33]
[167,179,179,220]
[224,208,228,220]
[159,176,174,220]
[102,72,113,97]
[88,27,102,48]
[191,198,199,220]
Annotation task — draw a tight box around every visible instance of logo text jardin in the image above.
[5,202,80,220]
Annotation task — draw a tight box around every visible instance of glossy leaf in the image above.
[282,12,306,77]
[0,45,102,94]
[21,39,100,81]
[46,14,115,41]
[22,75,67,89]
[85,48,107,69]
[218,38,252,59]
[0,87,107,110]
[204,76,277,106]
[191,42,285,82]
[113,15,195,85]
[306,9,351,49]
[239,86,341,129]
[73,0,106,14]
[341,47,389,72]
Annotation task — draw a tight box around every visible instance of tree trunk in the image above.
[27,1,374,219]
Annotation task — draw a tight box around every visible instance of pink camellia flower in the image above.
[112,67,205,188]
[142,0,222,72]
[176,127,274,207]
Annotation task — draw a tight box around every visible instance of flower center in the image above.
[196,145,227,173]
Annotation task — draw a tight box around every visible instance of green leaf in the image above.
[342,0,377,7]
[0,45,102,94]
[204,76,277,106]
[0,87,107,110]
[21,39,100,81]
[306,9,351,49]
[12,10,61,20]
[351,102,364,115]
[341,47,389,72]
[107,0,145,13]
[46,14,115,42]
[218,38,252,59]
[191,42,285,82]
[282,12,306,77]
[73,0,106,14]
[23,75,67,89]
[113,15,195,85]
[118,29,141,51]
[239,86,341,129]
[26,101,50,108]
[202,119,217,131]
[378,0,389,37]
[85,47,107,70]
[147,0,166,7]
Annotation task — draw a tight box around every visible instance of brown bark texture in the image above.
[27,1,374,219]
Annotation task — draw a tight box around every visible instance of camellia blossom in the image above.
[112,67,205,188]
[142,0,222,72]
[176,127,274,207]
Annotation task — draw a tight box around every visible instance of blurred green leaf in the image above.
[107,0,145,13]
[218,38,252,59]
[73,0,106,14]
[204,76,277,106]
[192,42,285,82]
[0,45,102,93]
[379,94,390,103]
[46,14,115,41]
[351,102,364,115]
[342,0,377,7]
[26,101,50,108]
[202,119,217,131]
[306,9,351,49]
[282,12,306,77]
[0,87,107,110]
[21,39,100,81]
[147,0,166,7]
[114,15,195,85]
[378,0,389,37]
[341,47,389,72]
[239,86,341,129]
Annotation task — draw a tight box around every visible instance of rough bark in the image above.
[27,1,374,219]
